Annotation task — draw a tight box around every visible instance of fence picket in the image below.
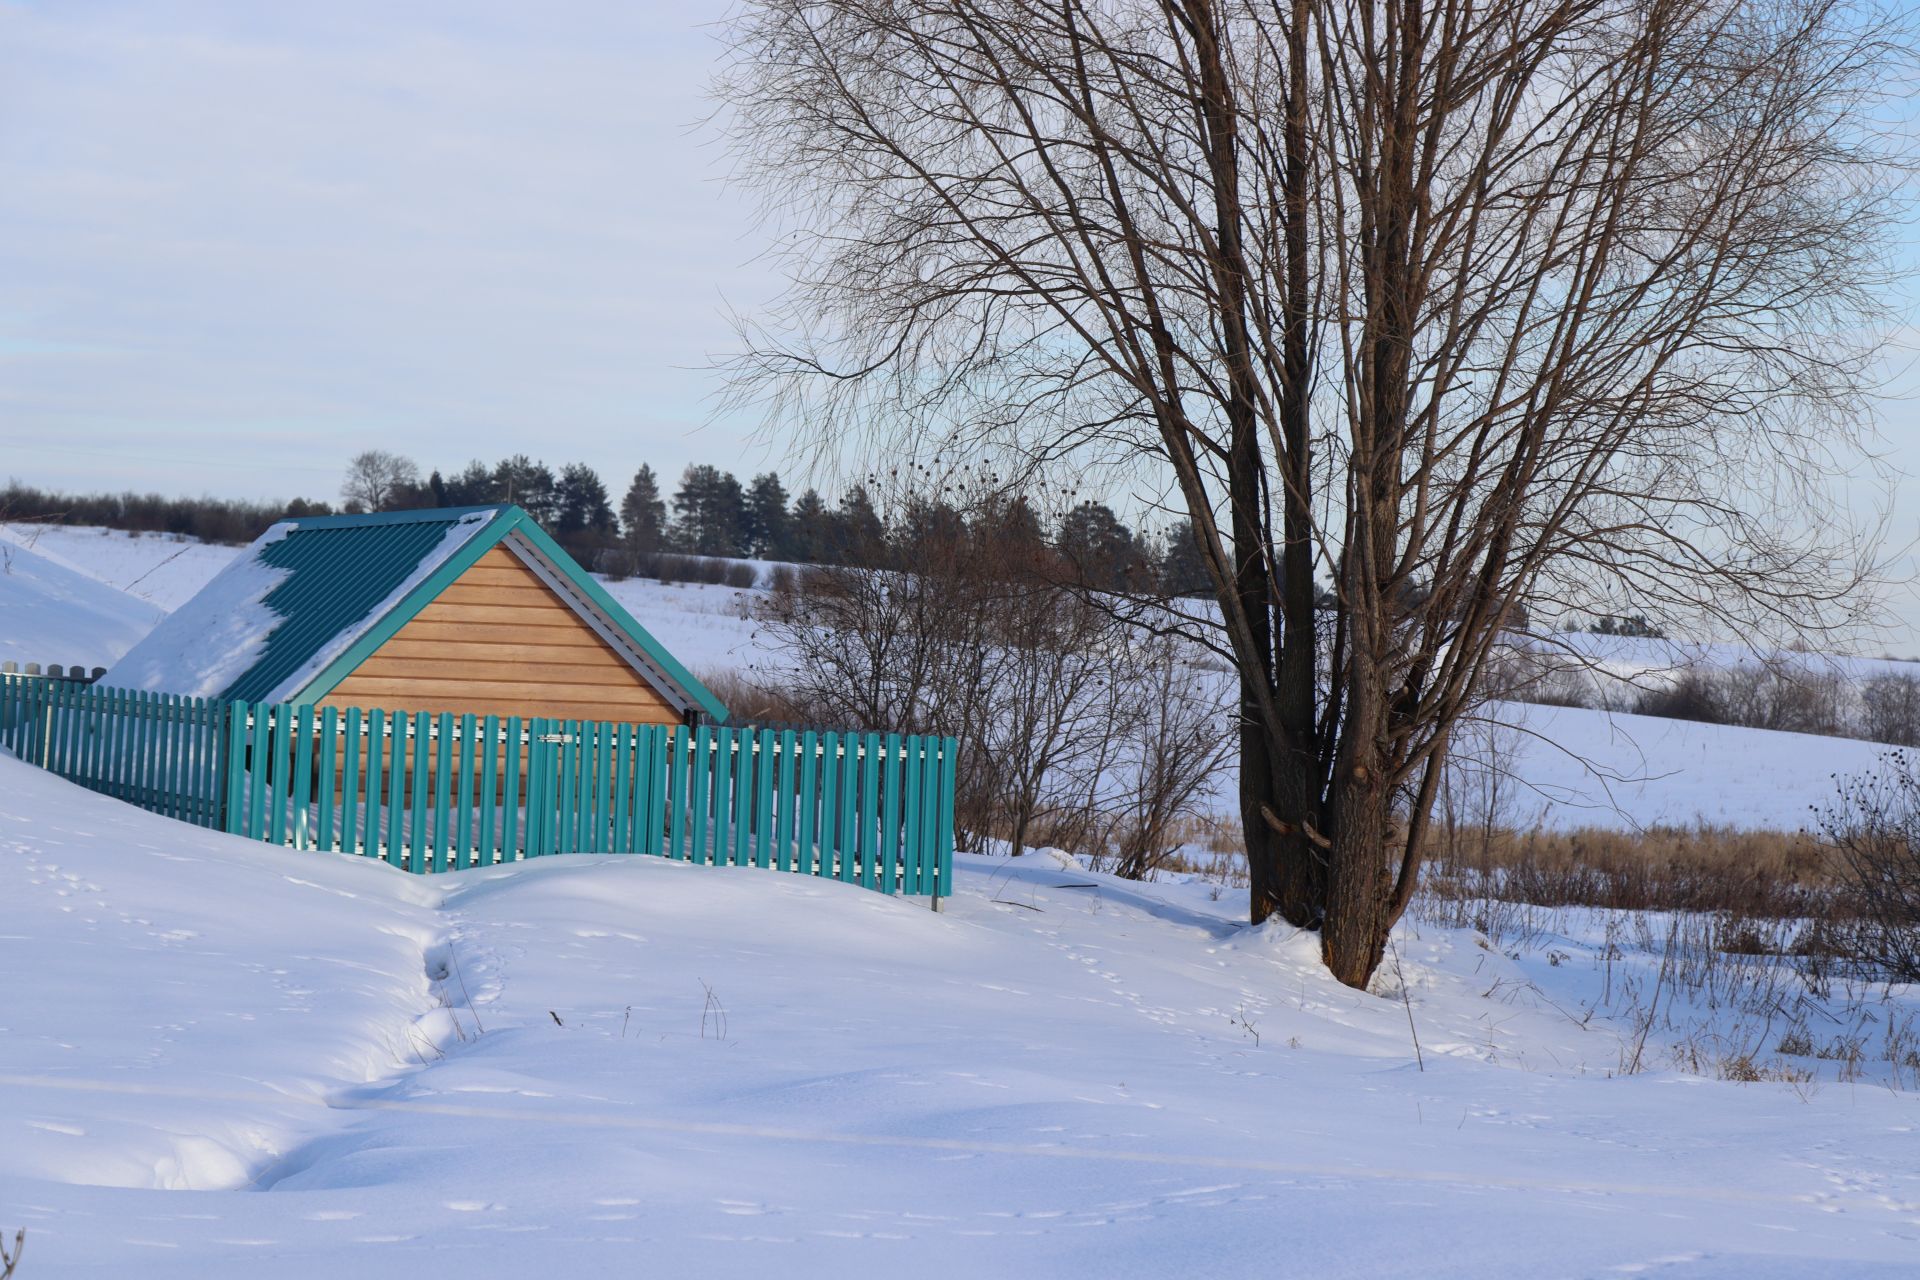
[501,716,523,862]
[291,705,315,848]
[902,736,922,897]
[645,725,668,855]
[1,682,956,902]
[386,711,409,867]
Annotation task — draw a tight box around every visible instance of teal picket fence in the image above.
[0,673,228,827]
[0,674,955,900]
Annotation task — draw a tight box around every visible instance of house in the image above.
[100,505,727,726]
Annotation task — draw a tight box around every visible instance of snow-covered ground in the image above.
[0,523,246,614]
[0,538,165,669]
[4,755,1917,1278]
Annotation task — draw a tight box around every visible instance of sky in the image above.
[0,0,776,502]
[3,0,1918,648]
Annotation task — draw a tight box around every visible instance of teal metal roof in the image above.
[225,507,499,702]
[102,504,729,722]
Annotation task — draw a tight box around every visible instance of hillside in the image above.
[0,536,165,668]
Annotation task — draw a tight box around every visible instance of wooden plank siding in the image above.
[319,546,684,724]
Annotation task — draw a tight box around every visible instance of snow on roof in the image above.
[100,508,500,702]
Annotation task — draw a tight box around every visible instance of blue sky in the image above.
[3,0,1917,646]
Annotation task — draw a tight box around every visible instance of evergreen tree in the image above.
[789,488,831,562]
[897,492,966,560]
[744,472,792,559]
[1057,501,1146,589]
[832,485,886,565]
[972,491,1049,573]
[620,464,668,555]
[1157,520,1212,598]
[555,463,616,535]
[672,464,750,557]
[443,460,498,506]
[493,455,559,524]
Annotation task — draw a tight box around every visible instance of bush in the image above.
[610,551,759,588]
[1815,753,1920,982]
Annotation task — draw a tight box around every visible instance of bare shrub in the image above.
[1103,638,1235,880]
[1632,669,1728,724]
[696,668,818,727]
[755,473,1231,862]
[1814,753,1920,981]
[1631,661,1848,737]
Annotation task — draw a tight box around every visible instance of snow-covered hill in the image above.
[0,523,246,613]
[0,536,165,668]
[3,755,1915,1277]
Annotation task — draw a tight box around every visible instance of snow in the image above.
[1465,701,1895,832]
[0,538,165,668]
[0,524,242,613]
[94,531,295,699]
[2,756,1917,1277]
[7,530,1920,1274]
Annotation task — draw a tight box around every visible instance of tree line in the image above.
[342,449,1215,595]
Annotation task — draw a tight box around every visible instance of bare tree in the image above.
[720,0,1907,985]
[1861,672,1920,747]
[341,450,420,513]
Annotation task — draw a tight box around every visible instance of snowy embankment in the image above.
[0,538,164,669]
[2,755,1917,1277]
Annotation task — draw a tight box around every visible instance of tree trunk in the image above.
[1320,764,1394,988]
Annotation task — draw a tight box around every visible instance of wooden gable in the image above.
[318,546,682,724]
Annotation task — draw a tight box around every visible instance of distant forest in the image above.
[2,451,1215,597]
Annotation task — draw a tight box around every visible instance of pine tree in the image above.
[620,465,668,555]
[672,465,750,557]
[1157,520,1212,598]
[1057,501,1146,589]
[493,455,559,525]
[744,472,792,559]
[832,485,886,565]
[789,488,831,562]
[555,463,616,535]
[442,460,497,506]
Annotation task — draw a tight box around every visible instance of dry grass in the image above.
[696,669,820,727]
[1422,824,1834,918]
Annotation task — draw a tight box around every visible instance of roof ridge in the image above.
[278,504,516,531]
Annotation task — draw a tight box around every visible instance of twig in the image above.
[1627,917,1680,1076]
[447,943,485,1035]
[1,1227,22,1280]
[1390,938,1425,1072]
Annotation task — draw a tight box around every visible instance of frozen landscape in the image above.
[6,751,1920,1278]
[2,524,1917,1277]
